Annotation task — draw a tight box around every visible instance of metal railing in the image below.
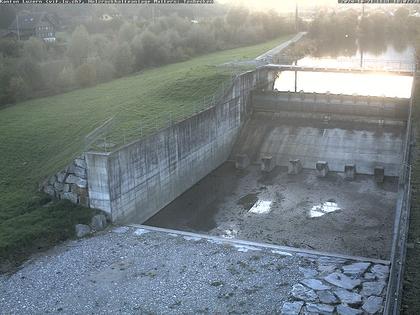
[84,75,238,153]
[84,68,276,154]
[273,57,416,73]
[384,73,416,315]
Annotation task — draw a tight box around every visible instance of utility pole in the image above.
[360,3,365,68]
[295,2,299,33]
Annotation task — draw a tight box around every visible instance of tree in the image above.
[226,7,249,29]
[67,26,90,67]
[112,42,134,77]
[75,63,96,87]
[119,22,139,43]
[18,57,43,91]
[90,34,112,61]
[0,38,21,58]
[95,59,115,83]
[57,65,76,90]
[131,30,168,68]
[7,76,28,103]
[23,37,46,62]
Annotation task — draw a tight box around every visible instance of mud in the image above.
[144,163,398,260]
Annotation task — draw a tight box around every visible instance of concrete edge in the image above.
[85,151,112,156]
[128,224,390,265]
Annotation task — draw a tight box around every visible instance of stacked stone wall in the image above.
[43,155,89,206]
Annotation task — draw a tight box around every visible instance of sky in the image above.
[216,0,338,12]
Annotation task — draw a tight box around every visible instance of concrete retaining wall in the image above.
[252,90,410,121]
[86,69,270,222]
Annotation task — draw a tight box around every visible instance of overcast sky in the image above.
[215,0,414,13]
[216,0,339,12]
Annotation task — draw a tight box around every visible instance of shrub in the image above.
[76,62,97,87]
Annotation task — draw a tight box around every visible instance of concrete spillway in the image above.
[231,91,408,176]
[40,63,413,315]
[146,87,409,259]
[232,115,405,176]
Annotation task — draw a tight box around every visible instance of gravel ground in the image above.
[0,227,389,314]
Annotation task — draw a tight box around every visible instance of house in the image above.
[7,12,57,42]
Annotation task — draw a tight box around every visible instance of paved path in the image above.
[255,32,307,63]
[220,32,306,68]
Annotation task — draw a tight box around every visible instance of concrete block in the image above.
[53,181,64,192]
[63,183,71,192]
[288,159,303,175]
[65,174,87,188]
[48,175,56,185]
[44,185,55,197]
[56,171,67,183]
[374,167,385,183]
[261,155,274,172]
[235,154,250,170]
[68,165,87,179]
[75,224,91,238]
[63,192,79,204]
[344,164,356,180]
[74,157,87,169]
[91,214,107,231]
[316,161,329,177]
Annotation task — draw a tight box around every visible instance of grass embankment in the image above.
[402,77,420,314]
[0,35,292,268]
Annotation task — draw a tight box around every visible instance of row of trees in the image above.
[307,7,420,57]
[0,8,293,106]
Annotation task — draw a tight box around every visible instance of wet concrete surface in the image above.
[145,163,398,260]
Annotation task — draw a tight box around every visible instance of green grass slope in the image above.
[0,35,292,266]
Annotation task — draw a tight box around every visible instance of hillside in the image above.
[0,35,292,267]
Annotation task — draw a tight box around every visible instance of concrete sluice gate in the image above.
[85,67,411,257]
[145,89,409,261]
[83,66,413,308]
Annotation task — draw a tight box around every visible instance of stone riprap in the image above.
[281,257,389,315]
[0,226,389,314]
[42,155,89,206]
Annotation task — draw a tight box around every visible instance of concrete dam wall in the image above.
[85,69,273,222]
[43,66,410,223]
[232,90,409,176]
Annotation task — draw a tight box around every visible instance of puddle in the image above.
[249,200,273,214]
[238,193,259,210]
[309,199,340,218]
[222,228,238,239]
[133,228,150,236]
[144,163,239,232]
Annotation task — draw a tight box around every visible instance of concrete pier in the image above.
[260,155,274,172]
[345,164,356,180]
[374,167,385,183]
[316,161,329,177]
[236,154,250,170]
[288,159,303,175]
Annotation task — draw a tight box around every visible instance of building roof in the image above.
[8,12,56,31]
[0,29,17,38]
